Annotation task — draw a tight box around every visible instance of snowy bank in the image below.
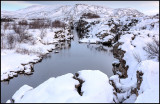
[135,60,159,103]
[7,70,114,103]
[1,27,73,81]
[110,15,159,103]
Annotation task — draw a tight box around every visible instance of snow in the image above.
[123,94,137,103]
[12,85,33,102]
[1,4,144,20]
[135,89,159,103]
[79,18,117,44]
[75,70,114,103]
[112,35,159,104]
[6,100,11,103]
[135,60,159,103]
[11,73,79,103]
[112,60,120,64]
[1,3,159,103]
[114,19,158,103]
[1,27,72,81]
[1,50,40,80]
[7,70,114,103]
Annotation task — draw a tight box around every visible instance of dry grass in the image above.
[143,38,159,61]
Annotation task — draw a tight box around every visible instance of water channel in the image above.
[1,30,116,103]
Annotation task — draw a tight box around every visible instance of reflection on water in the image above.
[1,30,116,103]
[2,81,10,85]
[55,40,72,50]
[86,44,113,55]
[43,54,52,59]
[44,40,72,59]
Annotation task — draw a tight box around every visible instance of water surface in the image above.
[1,30,116,103]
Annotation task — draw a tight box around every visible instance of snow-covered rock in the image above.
[7,70,114,103]
[109,14,159,103]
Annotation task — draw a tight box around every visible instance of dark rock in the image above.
[109,80,121,93]
[112,42,128,78]
[136,71,143,91]
[102,41,112,46]
[73,73,85,96]
[131,88,138,96]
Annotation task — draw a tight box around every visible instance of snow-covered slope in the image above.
[1,4,144,20]
[113,8,144,17]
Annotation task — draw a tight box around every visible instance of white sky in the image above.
[1,1,159,15]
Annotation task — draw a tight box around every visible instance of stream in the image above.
[1,29,116,103]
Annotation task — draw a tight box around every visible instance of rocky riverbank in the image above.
[1,25,73,81]
[75,13,159,103]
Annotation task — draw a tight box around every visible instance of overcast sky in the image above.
[1,1,159,15]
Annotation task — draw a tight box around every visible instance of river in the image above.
[1,30,116,103]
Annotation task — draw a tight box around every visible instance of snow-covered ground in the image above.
[78,18,117,44]
[135,60,159,103]
[1,27,73,81]
[75,10,159,103]
[109,16,159,103]
[78,15,159,45]
[110,32,159,103]
[1,4,159,103]
[7,70,114,103]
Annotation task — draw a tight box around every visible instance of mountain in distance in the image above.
[1,4,145,20]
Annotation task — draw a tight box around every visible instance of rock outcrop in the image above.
[112,42,128,78]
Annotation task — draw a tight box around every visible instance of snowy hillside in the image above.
[1,4,144,20]
[113,8,144,17]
